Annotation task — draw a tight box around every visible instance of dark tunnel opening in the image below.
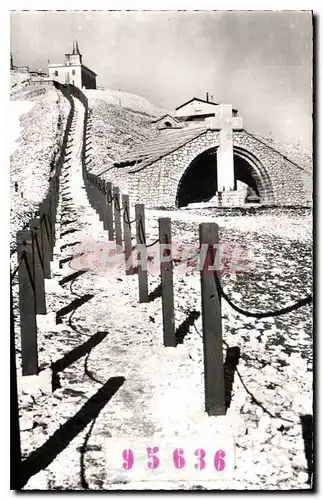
[176,148,260,208]
[176,149,218,208]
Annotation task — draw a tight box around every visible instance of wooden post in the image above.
[87,173,92,204]
[91,175,96,211]
[94,178,101,216]
[30,218,46,315]
[49,189,56,247]
[106,182,114,241]
[95,177,101,219]
[199,223,225,416]
[135,204,149,303]
[87,174,91,204]
[102,180,109,232]
[159,218,176,346]
[39,202,52,277]
[122,194,134,275]
[87,174,93,205]
[10,283,22,490]
[41,198,53,261]
[17,230,38,376]
[97,178,105,222]
[113,186,122,253]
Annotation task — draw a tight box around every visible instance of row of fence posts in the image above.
[82,169,225,417]
[12,94,75,377]
[11,83,90,490]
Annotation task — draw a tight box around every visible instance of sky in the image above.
[10,10,313,149]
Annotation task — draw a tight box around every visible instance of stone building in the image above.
[48,41,96,89]
[105,98,312,209]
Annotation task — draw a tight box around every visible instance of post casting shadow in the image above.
[19,376,125,489]
[224,346,240,411]
[175,310,200,345]
[300,414,313,487]
[56,294,94,324]
[51,331,108,375]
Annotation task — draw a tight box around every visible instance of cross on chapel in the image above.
[205,105,243,192]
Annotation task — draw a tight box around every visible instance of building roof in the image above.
[114,126,207,172]
[177,113,219,122]
[175,97,238,114]
[151,114,180,124]
[114,126,309,175]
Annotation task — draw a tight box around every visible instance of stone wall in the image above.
[102,129,312,209]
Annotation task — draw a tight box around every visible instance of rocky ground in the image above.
[85,89,163,175]
[10,77,71,255]
[12,95,313,491]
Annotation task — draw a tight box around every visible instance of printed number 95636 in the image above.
[122,447,226,471]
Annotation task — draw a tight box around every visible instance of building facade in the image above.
[174,95,239,122]
[48,41,97,89]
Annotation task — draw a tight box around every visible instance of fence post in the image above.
[88,174,93,205]
[122,194,134,275]
[159,218,176,347]
[90,175,95,208]
[17,230,38,376]
[94,177,101,216]
[30,218,47,315]
[97,178,105,222]
[10,283,22,490]
[39,202,52,277]
[90,174,95,210]
[135,204,149,303]
[199,223,225,416]
[102,180,109,232]
[48,188,56,247]
[113,186,123,253]
[91,176,97,211]
[40,198,53,261]
[105,182,114,241]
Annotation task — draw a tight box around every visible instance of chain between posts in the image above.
[106,190,113,204]
[33,232,44,271]
[114,193,123,212]
[212,270,312,318]
[40,213,52,241]
[11,250,36,292]
[138,216,160,247]
[10,252,26,281]
[123,204,139,226]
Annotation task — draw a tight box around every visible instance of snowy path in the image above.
[19,97,238,490]
[17,96,312,491]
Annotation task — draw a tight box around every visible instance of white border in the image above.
[3,3,319,498]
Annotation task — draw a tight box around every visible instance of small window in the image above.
[72,69,75,75]
[164,121,172,128]
[54,70,58,77]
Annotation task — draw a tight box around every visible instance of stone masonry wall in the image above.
[102,130,312,209]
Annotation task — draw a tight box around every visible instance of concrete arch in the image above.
[175,143,275,207]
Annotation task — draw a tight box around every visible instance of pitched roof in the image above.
[175,97,238,113]
[114,126,207,172]
[151,114,179,124]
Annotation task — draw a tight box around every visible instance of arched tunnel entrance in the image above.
[176,147,261,208]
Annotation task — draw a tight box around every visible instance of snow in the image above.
[10,89,70,256]
[10,101,35,156]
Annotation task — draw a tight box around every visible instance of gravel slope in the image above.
[10,87,71,255]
